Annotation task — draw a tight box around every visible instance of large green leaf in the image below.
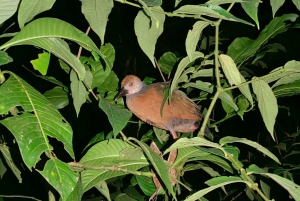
[134,7,165,66]
[158,52,179,74]
[0,0,20,25]
[0,72,74,169]
[38,158,79,201]
[227,14,298,64]
[219,136,280,164]
[80,139,148,191]
[98,96,132,137]
[252,79,278,140]
[18,0,55,28]
[81,0,114,44]
[0,18,111,68]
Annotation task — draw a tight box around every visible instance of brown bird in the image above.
[115,75,204,140]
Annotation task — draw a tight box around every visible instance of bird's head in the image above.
[115,75,144,100]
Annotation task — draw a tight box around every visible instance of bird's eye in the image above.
[129,82,133,87]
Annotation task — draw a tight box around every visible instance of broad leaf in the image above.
[38,158,79,201]
[292,0,300,11]
[81,0,114,44]
[134,7,165,66]
[98,96,132,137]
[0,72,74,169]
[95,181,111,201]
[252,79,278,140]
[18,0,55,28]
[158,52,179,74]
[80,139,148,191]
[270,0,285,18]
[0,51,13,66]
[241,0,259,28]
[273,79,300,97]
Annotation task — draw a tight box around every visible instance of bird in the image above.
[115,75,206,140]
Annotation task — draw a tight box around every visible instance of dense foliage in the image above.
[0,0,300,200]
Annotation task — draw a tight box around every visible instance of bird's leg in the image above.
[170,130,178,140]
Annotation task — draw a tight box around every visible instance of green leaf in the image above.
[82,132,104,153]
[0,73,74,169]
[272,73,300,88]
[219,91,238,111]
[98,96,132,137]
[205,0,259,5]
[18,0,55,28]
[158,52,179,74]
[259,173,300,201]
[129,138,177,200]
[0,143,22,183]
[241,0,259,29]
[80,139,148,191]
[252,79,278,140]
[38,158,79,201]
[205,176,242,186]
[94,181,111,201]
[136,168,157,196]
[219,54,242,86]
[186,21,209,61]
[30,52,50,75]
[0,0,20,25]
[273,79,300,97]
[65,176,83,201]
[0,18,111,68]
[59,59,71,74]
[164,137,227,156]
[191,68,223,78]
[0,157,7,179]
[260,179,271,199]
[141,0,162,6]
[270,0,285,18]
[219,136,281,164]
[81,0,114,44]
[44,86,69,109]
[174,4,253,26]
[70,70,88,117]
[183,80,214,93]
[185,179,251,201]
[0,51,13,66]
[134,7,165,66]
[237,96,250,120]
[292,0,300,11]
[227,14,298,64]
[221,88,235,114]
[170,52,204,96]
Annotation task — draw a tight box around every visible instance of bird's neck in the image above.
[126,82,147,101]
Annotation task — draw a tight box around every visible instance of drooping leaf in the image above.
[220,136,280,164]
[18,0,55,28]
[241,0,259,29]
[30,52,50,75]
[292,0,300,11]
[227,14,298,64]
[134,7,165,66]
[70,70,88,117]
[94,181,111,201]
[252,79,278,140]
[186,21,209,61]
[81,0,114,44]
[270,0,285,18]
[272,73,300,88]
[38,158,79,201]
[98,96,132,137]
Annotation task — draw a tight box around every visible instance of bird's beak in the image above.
[115,87,128,101]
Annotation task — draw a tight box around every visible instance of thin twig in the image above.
[77,26,91,58]
[154,57,166,82]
